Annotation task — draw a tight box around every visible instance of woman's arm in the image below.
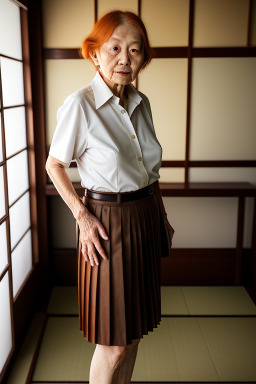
[45,155,108,266]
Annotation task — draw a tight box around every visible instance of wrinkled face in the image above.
[91,22,145,86]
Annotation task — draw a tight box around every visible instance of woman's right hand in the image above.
[77,206,109,266]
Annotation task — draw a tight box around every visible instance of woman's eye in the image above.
[131,48,139,53]
[112,46,119,51]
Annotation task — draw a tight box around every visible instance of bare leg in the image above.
[89,344,127,384]
[117,338,140,384]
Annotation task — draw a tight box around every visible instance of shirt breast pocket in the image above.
[87,147,118,191]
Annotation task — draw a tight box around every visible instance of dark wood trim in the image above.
[0,53,23,63]
[11,225,31,254]
[138,0,141,17]
[42,46,256,60]
[235,197,245,284]
[247,0,252,46]
[28,0,49,272]
[9,188,30,209]
[21,7,39,265]
[6,146,28,161]
[94,0,97,23]
[45,181,256,197]
[43,48,81,60]
[0,215,7,226]
[67,159,256,169]
[0,264,9,282]
[0,103,26,110]
[161,160,185,167]
[185,0,194,183]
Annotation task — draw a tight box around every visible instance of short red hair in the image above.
[81,10,152,70]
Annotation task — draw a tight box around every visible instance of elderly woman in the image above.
[46,10,174,384]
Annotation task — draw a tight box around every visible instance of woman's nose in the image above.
[118,50,131,65]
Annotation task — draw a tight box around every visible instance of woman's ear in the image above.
[89,50,99,66]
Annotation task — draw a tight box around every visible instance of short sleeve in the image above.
[49,95,88,165]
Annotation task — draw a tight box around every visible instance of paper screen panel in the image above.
[193,0,249,47]
[189,168,256,185]
[4,107,27,158]
[139,59,187,160]
[44,59,96,148]
[0,272,13,375]
[0,57,24,107]
[9,191,31,250]
[159,167,185,183]
[0,221,8,275]
[42,0,94,48]
[0,0,22,59]
[11,230,32,298]
[7,150,29,206]
[163,197,237,248]
[141,0,189,46]
[98,0,138,18]
[190,58,256,160]
[0,166,6,219]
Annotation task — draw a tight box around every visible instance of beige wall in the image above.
[43,0,256,249]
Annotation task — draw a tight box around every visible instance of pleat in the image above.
[121,207,132,344]
[110,206,127,345]
[135,204,150,334]
[78,193,162,346]
[130,205,144,337]
[96,204,111,346]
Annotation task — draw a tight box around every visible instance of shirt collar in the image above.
[91,70,142,109]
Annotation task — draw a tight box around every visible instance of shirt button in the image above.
[121,110,126,114]
[131,135,136,139]
[138,157,142,161]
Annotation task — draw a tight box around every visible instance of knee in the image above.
[107,345,128,370]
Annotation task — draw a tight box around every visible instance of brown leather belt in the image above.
[85,183,155,202]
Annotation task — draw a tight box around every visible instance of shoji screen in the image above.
[0,0,33,377]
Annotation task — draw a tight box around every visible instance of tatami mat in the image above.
[31,314,256,382]
[182,286,256,315]
[198,317,256,382]
[32,317,94,382]
[47,286,78,315]
[47,285,256,316]
[161,286,189,315]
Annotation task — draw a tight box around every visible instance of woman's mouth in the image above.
[115,71,130,76]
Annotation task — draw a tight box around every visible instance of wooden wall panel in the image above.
[98,0,138,18]
[190,57,256,160]
[44,59,95,147]
[139,58,188,162]
[141,0,189,46]
[194,0,249,47]
[42,0,94,48]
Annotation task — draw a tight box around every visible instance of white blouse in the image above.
[49,70,162,192]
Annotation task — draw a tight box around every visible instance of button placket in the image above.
[119,105,149,185]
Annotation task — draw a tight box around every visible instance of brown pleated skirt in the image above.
[77,189,162,346]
